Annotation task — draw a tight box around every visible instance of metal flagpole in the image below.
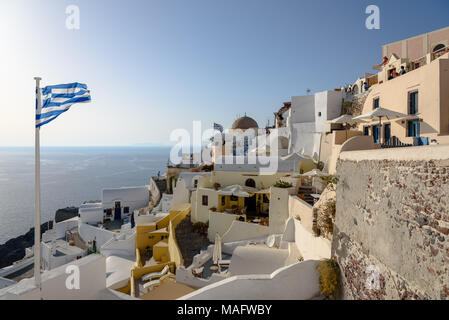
[34,77,42,298]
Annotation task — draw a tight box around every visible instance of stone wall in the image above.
[332,147,449,300]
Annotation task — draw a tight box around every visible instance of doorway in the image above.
[114,201,121,220]
[245,179,257,215]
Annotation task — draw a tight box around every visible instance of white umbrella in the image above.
[217,185,256,198]
[212,233,222,265]
[354,108,408,144]
[301,169,328,194]
[328,114,367,124]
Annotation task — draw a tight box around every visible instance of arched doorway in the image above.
[245,179,256,188]
[245,179,257,215]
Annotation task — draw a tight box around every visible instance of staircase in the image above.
[175,216,210,267]
[298,186,315,206]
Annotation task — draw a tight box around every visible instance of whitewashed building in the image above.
[102,186,150,221]
[272,90,342,158]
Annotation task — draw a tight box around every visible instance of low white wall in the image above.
[221,237,268,255]
[0,255,106,300]
[100,232,136,258]
[179,260,320,300]
[208,212,238,242]
[0,258,34,278]
[42,218,79,242]
[79,208,104,225]
[176,266,229,289]
[288,195,313,232]
[41,243,86,271]
[221,221,270,243]
[293,219,331,260]
[78,223,117,249]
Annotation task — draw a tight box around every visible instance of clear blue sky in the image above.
[1,0,448,146]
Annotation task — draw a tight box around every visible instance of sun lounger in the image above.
[142,274,170,291]
[218,259,231,265]
[141,265,170,282]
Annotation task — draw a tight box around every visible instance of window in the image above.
[409,91,418,115]
[124,207,129,214]
[202,195,208,206]
[373,98,380,109]
[230,195,238,202]
[433,44,445,53]
[363,126,370,136]
[372,125,380,143]
[384,123,391,141]
[221,196,226,206]
[193,179,198,188]
[408,120,420,137]
[318,112,322,117]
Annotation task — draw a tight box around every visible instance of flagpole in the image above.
[34,77,42,298]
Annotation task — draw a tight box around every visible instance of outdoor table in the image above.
[311,194,321,204]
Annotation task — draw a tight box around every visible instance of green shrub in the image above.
[273,180,292,188]
[295,215,301,222]
[317,259,340,299]
[320,175,339,191]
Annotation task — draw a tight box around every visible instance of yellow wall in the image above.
[135,214,171,253]
[217,195,245,212]
[130,262,175,297]
[153,240,169,262]
[128,203,191,297]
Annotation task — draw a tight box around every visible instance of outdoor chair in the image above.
[142,274,171,291]
[141,265,170,282]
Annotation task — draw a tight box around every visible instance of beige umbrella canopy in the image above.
[217,185,257,198]
[328,114,366,124]
[328,114,367,140]
[354,108,408,144]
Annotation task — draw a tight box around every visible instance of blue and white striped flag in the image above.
[36,82,91,128]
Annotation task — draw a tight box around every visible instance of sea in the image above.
[0,146,171,245]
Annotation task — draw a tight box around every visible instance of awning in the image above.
[395,113,422,121]
[217,185,256,197]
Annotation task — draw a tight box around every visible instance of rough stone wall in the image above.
[332,158,449,300]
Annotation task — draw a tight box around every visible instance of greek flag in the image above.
[213,122,224,133]
[36,82,91,128]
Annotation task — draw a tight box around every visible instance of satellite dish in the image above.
[266,235,276,248]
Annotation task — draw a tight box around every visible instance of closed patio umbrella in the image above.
[212,233,222,265]
[353,108,408,144]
